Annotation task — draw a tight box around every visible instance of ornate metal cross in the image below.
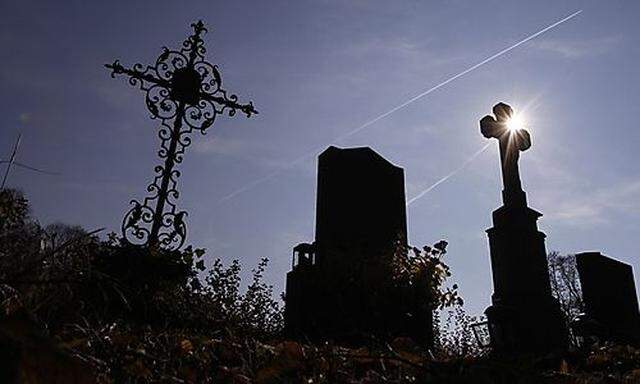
[106,21,257,250]
[480,102,531,207]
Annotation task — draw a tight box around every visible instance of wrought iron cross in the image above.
[106,21,257,250]
[480,102,531,207]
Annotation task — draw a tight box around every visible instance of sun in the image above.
[506,113,525,132]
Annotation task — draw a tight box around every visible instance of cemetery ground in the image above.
[3,189,640,383]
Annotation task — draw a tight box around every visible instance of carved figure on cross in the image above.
[105,21,257,250]
[480,102,531,207]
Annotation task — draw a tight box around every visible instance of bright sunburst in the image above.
[506,113,526,132]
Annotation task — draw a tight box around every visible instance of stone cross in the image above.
[481,103,568,353]
[480,102,531,207]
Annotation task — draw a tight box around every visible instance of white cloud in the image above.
[339,35,466,71]
[530,36,621,59]
[192,136,313,172]
[544,179,640,226]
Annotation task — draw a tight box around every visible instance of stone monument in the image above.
[575,252,640,344]
[481,102,567,353]
[284,146,433,345]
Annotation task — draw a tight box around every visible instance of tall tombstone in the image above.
[284,146,433,345]
[481,103,567,353]
[575,252,640,344]
[314,146,407,268]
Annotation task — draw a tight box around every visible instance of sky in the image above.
[1,0,639,317]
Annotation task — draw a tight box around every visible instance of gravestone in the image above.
[481,103,567,353]
[284,146,432,345]
[575,252,640,344]
[314,146,407,268]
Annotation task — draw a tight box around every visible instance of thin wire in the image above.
[11,161,60,175]
[1,134,21,190]
[0,135,60,190]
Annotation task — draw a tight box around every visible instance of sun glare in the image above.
[506,113,525,132]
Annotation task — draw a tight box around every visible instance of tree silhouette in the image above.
[548,251,584,347]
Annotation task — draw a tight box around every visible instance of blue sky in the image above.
[2,0,639,316]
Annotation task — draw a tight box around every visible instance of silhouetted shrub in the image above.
[434,305,486,359]
[0,188,282,339]
[4,189,640,382]
[391,240,463,310]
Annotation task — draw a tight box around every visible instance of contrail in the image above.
[406,142,491,206]
[338,10,582,140]
[219,143,325,202]
[220,168,287,202]
[219,9,582,203]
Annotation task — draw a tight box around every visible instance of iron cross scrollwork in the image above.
[106,21,257,250]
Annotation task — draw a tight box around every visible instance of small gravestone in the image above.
[480,103,567,354]
[575,252,640,344]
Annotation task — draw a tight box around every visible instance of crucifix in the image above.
[480,102,568,353]
[480,102,531,207]
[106,21,257,250]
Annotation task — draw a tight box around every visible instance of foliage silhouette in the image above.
[548,251,584,348]
[391,240,462,310]
[4,189,640,382]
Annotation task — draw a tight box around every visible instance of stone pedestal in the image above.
[485,192,567,354]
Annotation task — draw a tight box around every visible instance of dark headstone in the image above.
[284,146,432,345]
[481,103,567,354]
[315,146,407,267]
[575,252,640,344]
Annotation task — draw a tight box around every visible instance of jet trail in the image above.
[406,142,491,206]
[219,143,325,202]
[338,10,582,140]
[219,10,582,203]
